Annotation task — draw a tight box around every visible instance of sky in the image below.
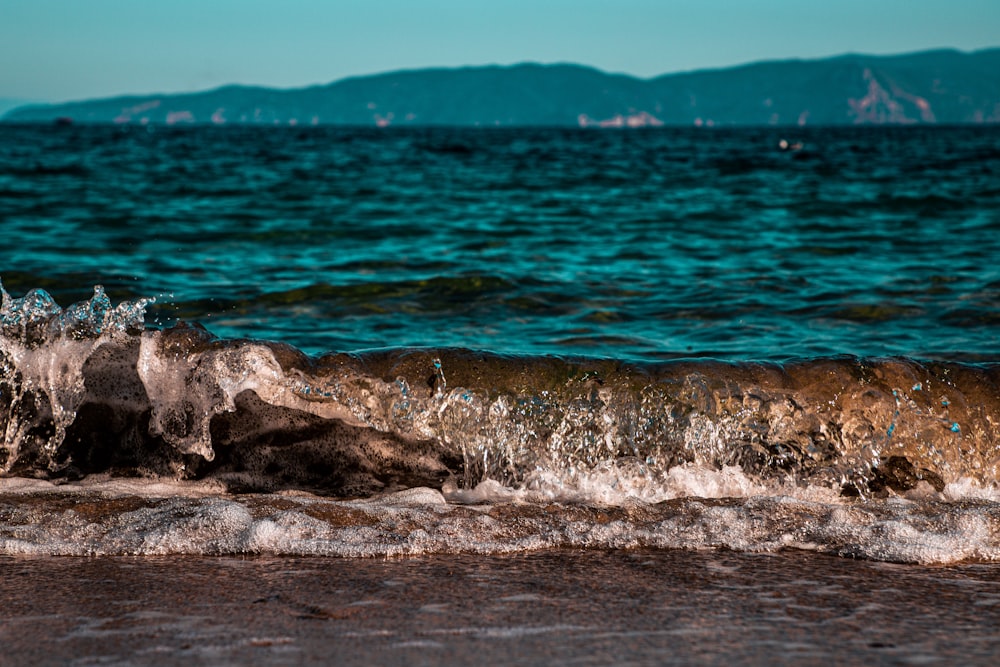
[2,0,999,103]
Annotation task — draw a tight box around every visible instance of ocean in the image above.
[2,123,1000,663]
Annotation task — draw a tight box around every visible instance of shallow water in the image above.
[2,125,1000,569]
[3,550,1000,666]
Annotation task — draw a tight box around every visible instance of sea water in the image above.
[3,123,1000,662]
[2,124,1000,565]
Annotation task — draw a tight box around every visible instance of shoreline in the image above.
[3,549,1000,665]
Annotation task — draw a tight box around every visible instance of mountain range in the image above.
[4,48,1000,127]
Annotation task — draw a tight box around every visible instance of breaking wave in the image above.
[2,282,1000,563]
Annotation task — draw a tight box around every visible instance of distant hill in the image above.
[0,98,40,117]
[5,48,1000,126]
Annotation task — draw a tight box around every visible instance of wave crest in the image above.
[1,284,999,501]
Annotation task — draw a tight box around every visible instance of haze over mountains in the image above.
[5,48,1000,127]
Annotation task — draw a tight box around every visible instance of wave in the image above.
[3,281,999,496]
[3,478,998,562]
[3,282,1000,562]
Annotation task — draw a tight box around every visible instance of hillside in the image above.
[5,48,1000,126]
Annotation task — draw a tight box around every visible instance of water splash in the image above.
[0,280,152,472]
[1,283,999,501]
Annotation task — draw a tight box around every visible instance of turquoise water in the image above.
[2,124,998,361]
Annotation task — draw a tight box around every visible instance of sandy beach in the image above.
[3,549,1000,665]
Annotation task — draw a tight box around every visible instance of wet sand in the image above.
[2,549,1000,665]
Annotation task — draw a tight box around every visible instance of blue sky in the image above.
[2,0,999,102]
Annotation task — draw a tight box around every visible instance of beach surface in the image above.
[4,549,1000,665]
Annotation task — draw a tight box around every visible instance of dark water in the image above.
[2,124,1000,568]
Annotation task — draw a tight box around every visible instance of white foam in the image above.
[0,475,229,497]
[358,486,449,508]
[2,479,1000,563]
[943,477,1000,502]
[442,462,842,506]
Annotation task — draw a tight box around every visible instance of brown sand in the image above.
[2,549,999,665]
